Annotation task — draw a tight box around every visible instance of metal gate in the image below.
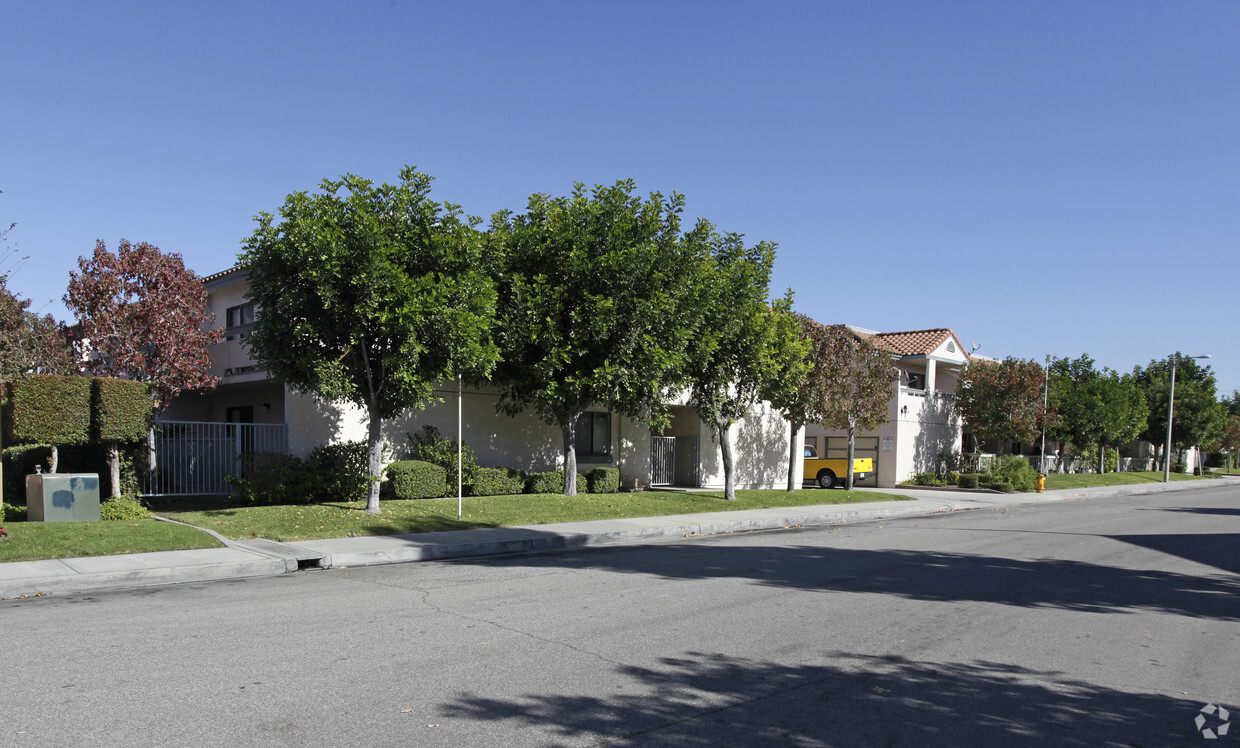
[143,421,289,497]
[651,436,676,486]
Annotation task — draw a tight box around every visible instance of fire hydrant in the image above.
[1036,474,1046,493]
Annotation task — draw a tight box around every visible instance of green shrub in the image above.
[1172,461,1187,474]
[2,501,27,522]
[408,425,477,490]
[958,473,980,489]
[383,460,448,500]
[586,467,620,494]
[305,441,370,502]
[91,377,152,442]
[1206,452,1226,469]
[226,452,310,505]
[5,375,92,446]
[944,470,960,485]
[912,472,940,486]
[989,481,1015,493]
[524,470,588,494]
[100,496,152,520]
[991,455,1038,492]
[468,466,526,497]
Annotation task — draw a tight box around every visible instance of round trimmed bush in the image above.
[383,460,448,500]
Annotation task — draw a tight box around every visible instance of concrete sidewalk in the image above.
[1,478,1227,600]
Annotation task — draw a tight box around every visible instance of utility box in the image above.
[25,473,102,522]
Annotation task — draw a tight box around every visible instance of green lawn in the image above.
[160,487,914,542]
[1042,470,1222,490]
[0,520,224,564]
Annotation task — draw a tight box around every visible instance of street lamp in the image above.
[1164,354,1211,483]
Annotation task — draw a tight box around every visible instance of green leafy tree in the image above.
[240,167,500,514]
[490,180,708,495]
[685,233,806,501]
[766,314,838,491]
[957,357,1049,452]
[814,325,897,489]
[1049,355,1145,473]
[1134,354,1224,470]
[1207,414,1240,470]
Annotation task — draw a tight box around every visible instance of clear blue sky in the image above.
[4,1,1237,393]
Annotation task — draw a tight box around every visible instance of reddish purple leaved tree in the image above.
[65,240,220,409]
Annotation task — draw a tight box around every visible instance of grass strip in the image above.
[1042,470,1222,490]
[161,488,914,542]
[0,520,223,564]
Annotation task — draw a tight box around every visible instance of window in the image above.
[225,303,256,341]
[574,412,611,459]
[905,371,926,390]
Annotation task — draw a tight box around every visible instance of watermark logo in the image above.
[1196,704,1231,740]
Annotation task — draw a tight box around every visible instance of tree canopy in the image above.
[490,180,709,495]
[1048,354,1145,472]
[956,356,1048,450]
[812,324,896,488]
[1133,354,1224,465]
[766,314,839,490]
[65,240,219,408]
[240,166,500,514]
[685,233,806,501]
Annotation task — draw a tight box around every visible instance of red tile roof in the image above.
[869,328,962,357]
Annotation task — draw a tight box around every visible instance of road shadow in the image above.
[1151,506,1240,517]
[458,534,1240,622]
[439,650,1212,746]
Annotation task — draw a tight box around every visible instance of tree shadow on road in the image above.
[439,650,1212,746]
[459,532,1240,622]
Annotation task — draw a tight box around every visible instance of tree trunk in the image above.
[787,420,803,491]
[108,442,121,498]
[560,408,582,496]
[717,419,736,501]
[365,402,384,515]
[1098,442,1105,474]
[845,418,857,490]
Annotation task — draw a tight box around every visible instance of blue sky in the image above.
[4,1,1237,393]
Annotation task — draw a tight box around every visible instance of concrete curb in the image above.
[0,548,288,599]
[291,500,962,569]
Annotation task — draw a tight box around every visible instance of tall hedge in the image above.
[92,378,152,442]
[5,375,92,446]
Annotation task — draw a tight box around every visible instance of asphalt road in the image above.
[3,485,1238,747]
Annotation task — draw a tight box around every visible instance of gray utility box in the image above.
[26,473,101,522]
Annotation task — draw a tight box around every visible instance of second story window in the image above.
[905,371,926,390]
[225,303,256,341]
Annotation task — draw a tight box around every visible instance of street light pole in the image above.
[1164,354,1211,483]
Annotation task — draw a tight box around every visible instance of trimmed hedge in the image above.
[92,377,152,442]
[468,467,526,497]
[383,460,448,500]
[2,501,27,522]
[585,467,620,494]
[524,470,588,494]
[6,376,92,445]
[958,473,981,489]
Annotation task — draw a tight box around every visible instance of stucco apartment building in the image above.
[155,267,971,494]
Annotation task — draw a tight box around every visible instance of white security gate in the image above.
[143,421,289,496]
[651,436,676,486]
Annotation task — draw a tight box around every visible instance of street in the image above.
[4,485,1238,746]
